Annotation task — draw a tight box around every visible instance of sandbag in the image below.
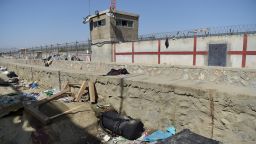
[100,110,144,140]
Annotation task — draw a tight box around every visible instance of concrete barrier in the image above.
[1,58,256,88]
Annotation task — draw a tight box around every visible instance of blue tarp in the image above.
[143,127,176,142]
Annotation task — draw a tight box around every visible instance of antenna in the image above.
[110,0,116,11]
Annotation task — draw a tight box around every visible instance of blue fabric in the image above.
[143,127,176,142]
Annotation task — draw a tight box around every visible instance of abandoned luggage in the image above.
[100,110,144,140]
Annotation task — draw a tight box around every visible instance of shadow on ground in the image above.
[0,77,101,144]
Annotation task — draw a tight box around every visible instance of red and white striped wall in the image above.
[112,33,256,68]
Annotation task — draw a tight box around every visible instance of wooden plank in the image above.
[35,89,69,106]
[75,81,87,102]
[62,81,69,91]
[89,80,96,103]
[24,105,50,125]
[49,105,84,119]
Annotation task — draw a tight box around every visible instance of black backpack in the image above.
[99,110,144,140]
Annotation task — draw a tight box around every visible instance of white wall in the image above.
[95,34,256,68]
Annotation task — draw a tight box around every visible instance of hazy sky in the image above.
[0,0,255,49]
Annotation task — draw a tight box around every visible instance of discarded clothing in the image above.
[29,82,39,89]
[106,68,129,76]
[160,129,220,144]
[143,127,176,142]
[7,71,18,78]
[165,38,169,48]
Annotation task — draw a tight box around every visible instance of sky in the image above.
[0,0,255,49]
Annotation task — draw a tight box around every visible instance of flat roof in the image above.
[88,9,139,19]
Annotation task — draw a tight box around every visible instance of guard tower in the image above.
[84,9,139,62]
[85,9,139,43]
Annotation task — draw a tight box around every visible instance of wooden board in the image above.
[75,81,87,102]
[89,81,96,103]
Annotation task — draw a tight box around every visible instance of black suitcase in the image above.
[100,110,144,140]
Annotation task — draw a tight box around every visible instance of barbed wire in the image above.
[1,24,256,53]
[0,41,91,54]
[138,24,256,41]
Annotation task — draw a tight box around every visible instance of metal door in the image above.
[208,44,227,66]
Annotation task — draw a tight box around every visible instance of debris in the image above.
[29,82,39,89]
[106,68,129,76]
[7,71,18,78]
[43,88,59,96]
[143,127,175,142]
[24,89,69,124]
[100,110,144,140]
[8,77,19,83]
[58,97,74,103]
[160,129,220,144]
[0,66,7,71]
[22,92,40,101]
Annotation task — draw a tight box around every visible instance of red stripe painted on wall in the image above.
[158,40,161,64]
[193,33,197,66]
[132,42,134,63]
[242,33,248,67]
[115,50,256,55]
[114,43,116,62]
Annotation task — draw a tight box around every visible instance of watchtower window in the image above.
[116,19,133,28]
[93,19,106,28]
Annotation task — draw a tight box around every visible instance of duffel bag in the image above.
[100,110,144,140]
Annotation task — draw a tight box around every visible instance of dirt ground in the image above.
[0,73,101,144]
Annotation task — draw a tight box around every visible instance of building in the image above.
[86,9,139,43]
[84,9,139,62]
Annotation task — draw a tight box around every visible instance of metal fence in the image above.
[0,41,91,61]
[138,24,256,41]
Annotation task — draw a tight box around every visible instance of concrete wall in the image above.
[91,44,113,62]
[1,58,256,88]
[113,34,256,68]
[0,60,256,144]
